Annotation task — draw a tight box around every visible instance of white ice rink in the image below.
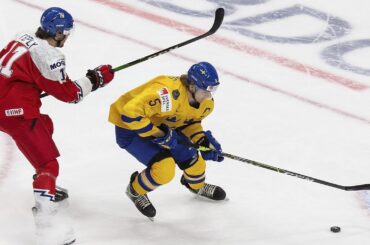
[1,0,370,244]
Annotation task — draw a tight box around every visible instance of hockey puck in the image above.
[330,226,341,233]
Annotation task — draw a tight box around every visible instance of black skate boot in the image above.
[126,171,156,220]
[54,185,69,202]
[33,174,69,203]
[181,175,226,201]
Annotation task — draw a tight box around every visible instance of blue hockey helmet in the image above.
[187,62,220,92]
[40,7,74,36]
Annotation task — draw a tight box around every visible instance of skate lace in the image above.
[134,195,151,209]
[198,184,217,198]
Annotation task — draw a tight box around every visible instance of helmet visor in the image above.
[195,85,218,100]
[62,25,75,36]
[63,28,72,36]
[205,85,218,93]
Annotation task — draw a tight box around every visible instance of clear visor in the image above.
[196,84,219,93]
[205,85,218,92]
[62,27,74,36]
[195,85,218,100]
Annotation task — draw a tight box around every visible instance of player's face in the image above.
[194,87,213,103]
[58,35,68,47]
[54,29,73,47]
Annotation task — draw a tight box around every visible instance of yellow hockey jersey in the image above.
[108,75,214,141]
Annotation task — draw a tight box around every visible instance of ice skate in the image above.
[32,189,76,245]
[126,171,156,220]
[181,175,227,201]
[54,185,69,203]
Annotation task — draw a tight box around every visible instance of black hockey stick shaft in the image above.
[112,7,224,72]
[41,8,224,98]
[186,143,370,191]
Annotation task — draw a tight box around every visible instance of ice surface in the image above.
[1,0,370,244]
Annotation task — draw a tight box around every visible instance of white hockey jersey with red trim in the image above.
[0,32,92,119]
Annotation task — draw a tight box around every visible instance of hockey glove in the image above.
[86,64,114,91]
[197,130,224,162]
[170,132,198,170]
[152,127,178,150]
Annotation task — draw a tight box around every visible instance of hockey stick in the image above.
[112,8,224,72]
[40,8,225,98]
[183,142,370,191]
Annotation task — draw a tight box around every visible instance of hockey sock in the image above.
[33,159,59,199]
[183,171,206,191]
[132,158,176,195]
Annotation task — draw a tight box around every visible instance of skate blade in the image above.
[194,193,229,202]
[64,239,76,245]
[148,217,155,222]
[32,207,37,215]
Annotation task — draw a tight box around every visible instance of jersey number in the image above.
[149,98,161,106]
[0,45,28,78]
[60,68,66,80]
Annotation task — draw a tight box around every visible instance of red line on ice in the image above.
[12,0,370,125]
[93,0,368,91]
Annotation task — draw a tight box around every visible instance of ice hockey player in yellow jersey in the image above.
[109,62,226,219]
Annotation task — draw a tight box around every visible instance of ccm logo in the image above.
[50,59,65,70]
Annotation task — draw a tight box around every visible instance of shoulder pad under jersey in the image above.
[16,32,67,83]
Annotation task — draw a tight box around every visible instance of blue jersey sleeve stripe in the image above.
[134,123,154,134]
[121,115,143,123]
[190,131,205,141]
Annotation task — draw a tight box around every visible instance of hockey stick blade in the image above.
[40,8,224,99]
[112,7,224,72]
[208,8,225,34]
[181,142,370,191]
[344,184,370,191]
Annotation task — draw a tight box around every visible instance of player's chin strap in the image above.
[179,141,370,191]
